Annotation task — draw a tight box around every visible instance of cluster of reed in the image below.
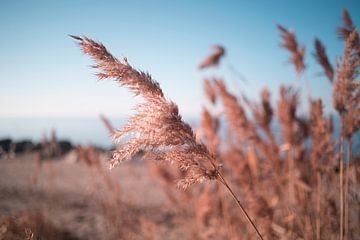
[72,9,359,239]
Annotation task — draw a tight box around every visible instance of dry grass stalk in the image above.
[333,30,360,116]
[198,45,225,69]
[337,9,359,55]
[195,184,226,239]
[72,35,264,239]
[344,138,352,240]
[277,86,298,146]
[100,114,115,135]
[203,78,217,104]
[277,25,306,74]
[71,35,220,189]
[247,146,259,178]
[253,89,273,132]
[339,130,345,240]
[277,86,310,209]
[333,29,360,240]
[251,89,279,152]
[139,216,157,240]
[77,145,101,169]
[249,89,283,182]
[309,99,337,170]
[39,130,61,159]
[0,212,78,240]
[213,79,276,189]
[149,163,191,206]
[201,107,220,154]
[314,38,334,82]
[214,79,258,143]
[76,144,122,203]
[66,11,360,238]
[310,99,337,240]
[316,172,321,240]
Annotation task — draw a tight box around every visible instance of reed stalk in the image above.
[316,171,321,240]
[217,172,264,240]
[339,130,344,240]
[344,137,351,239]
[288,146,295,205]
[73,35,264,239]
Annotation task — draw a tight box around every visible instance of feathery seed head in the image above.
[198,45,225,69]
[313,38,334,82]
[72,35,220,189]
[277,25,306,74]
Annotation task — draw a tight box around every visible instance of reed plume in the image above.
[72,35,264,239]
[333,26,359,240]
[201,107,220,154]
[277,86,299,146]
[252,88,273,135]
[203,78,217,104]
[198,45,225,69]
[277,24,306,74]
[313,38,334,82]
[100,114,116,135]
[309,99,337,169]
[309,99,337,239]
[337,9,359,54]
[71,35,220,190]
[214,79,258,143]
[333,30,360,115]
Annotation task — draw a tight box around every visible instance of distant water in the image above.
[0,117,200,148]
[0,117,126,148]
[0,116,359,152]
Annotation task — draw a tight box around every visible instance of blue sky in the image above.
[1,1,359,118]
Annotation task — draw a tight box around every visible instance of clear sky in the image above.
[1,1,359,118]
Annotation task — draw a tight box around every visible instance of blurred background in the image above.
[0,1,360,239]
[1,1,359,147]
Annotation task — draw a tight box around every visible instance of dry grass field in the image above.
[0,8,359,240]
